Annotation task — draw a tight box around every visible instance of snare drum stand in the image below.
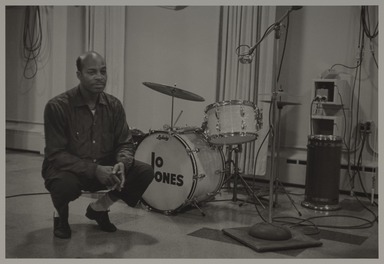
[221,144,265,208]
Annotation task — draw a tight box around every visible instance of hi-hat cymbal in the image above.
[143,82,205,102]
[261,100,301,108]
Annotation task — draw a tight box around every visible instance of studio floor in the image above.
[5,150,380,260]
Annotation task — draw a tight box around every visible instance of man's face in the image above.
[77,54,107,94]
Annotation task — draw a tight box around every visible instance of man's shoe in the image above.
[85,205,117,232]
[53,216,71,239]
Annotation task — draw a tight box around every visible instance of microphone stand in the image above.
[248,12,293,241]
[224,8,318,249]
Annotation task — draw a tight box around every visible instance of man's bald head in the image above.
[76,51,105,73]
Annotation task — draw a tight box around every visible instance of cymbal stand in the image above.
[221,144,265,208]
[170,90,175,131]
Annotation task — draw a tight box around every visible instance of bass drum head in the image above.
[134,131,195,213]
[134,131,224,214]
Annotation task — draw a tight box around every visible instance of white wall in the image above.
[123,6,220,132]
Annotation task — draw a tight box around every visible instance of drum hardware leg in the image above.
[232,147,265,209]
[221,145,233,189]
[191,199,206,216]
[207,191,222,199]
[142,204,152,212]
[216,145,265,208]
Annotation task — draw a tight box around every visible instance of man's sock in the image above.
[90,193,116,211]
[53,209,60,217]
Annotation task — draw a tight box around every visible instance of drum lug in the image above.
[215,169,224,175]
[216,122,221,132]
[241,120,247,130]
[186,148,200,155]
[203,131,209,140]
[201,117,208,131]
[215,108,220,120]
[164,210,173,216]
[255,108,263,130]
[240,106,245,117]
[194,174,206,180]
[210,145,220,151]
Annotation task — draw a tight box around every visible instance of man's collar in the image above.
[73,86,108,107]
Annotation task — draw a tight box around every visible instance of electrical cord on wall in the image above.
[337,6,378,207]
[366,122,378,156]
[23,6,43,79]
[309,97,317,135]
[361,6,378,68]
[348,22,365,196]
[352,6,379,205]
[361,6,378,40]
[327,8,369,198]
[334,84,364,154]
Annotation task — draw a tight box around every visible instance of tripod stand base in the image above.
[222,226,322,252]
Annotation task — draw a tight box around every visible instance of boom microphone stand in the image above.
[242,7,301,241]
[223,7,322,251]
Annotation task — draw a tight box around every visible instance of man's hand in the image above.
[112,162,125,191]
[95,165,121,188]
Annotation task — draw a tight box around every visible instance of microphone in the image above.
[239,54,253,64]
[238,6,302,64]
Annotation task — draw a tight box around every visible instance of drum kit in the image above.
[134,82,264,215]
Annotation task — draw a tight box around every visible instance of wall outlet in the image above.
[359,121,372,133]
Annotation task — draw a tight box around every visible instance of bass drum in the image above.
[134,130,225,214]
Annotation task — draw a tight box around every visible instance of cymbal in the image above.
[261,100,301,107]
[142,82,205,102]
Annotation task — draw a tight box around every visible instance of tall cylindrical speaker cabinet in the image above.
[302,135,342,211]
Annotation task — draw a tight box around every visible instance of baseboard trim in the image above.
[6,120,45,154]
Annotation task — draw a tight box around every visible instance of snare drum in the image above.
[134,130,225,214]
[204,100,262,145]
